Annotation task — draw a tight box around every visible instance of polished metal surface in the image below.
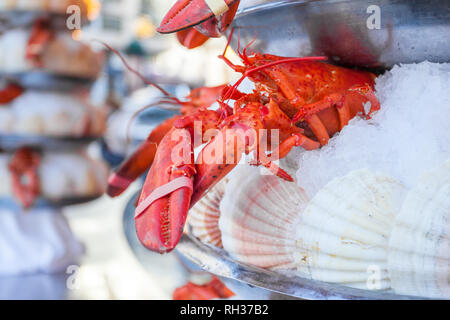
[177,231,425,300]
[229,0,450,68]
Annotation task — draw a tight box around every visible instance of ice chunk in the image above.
[296,61,450,197]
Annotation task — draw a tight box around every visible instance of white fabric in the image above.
[0,207,84,276]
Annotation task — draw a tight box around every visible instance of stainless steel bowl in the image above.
[228,0,450,68]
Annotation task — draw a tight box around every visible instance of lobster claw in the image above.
[134,109,223,253]
[158,0,240,38]
[134,127,196,253]
[176,29,210,49]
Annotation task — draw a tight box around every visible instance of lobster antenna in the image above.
[222,27,235,57]
[95,40,183,105]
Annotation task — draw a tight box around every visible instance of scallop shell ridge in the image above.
[388,160,450,298]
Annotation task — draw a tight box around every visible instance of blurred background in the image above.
[0,0,242,300]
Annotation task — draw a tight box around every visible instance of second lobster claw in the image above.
[158,0,240,38]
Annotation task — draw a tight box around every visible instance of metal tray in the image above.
[122,191,425,299]
[229,0,450,69]
[0,134,97,151]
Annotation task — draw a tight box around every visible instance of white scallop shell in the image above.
[388,160,450,298]
[219,164,310,270]
[219,167,406,290]
[294,169,405,290]
[189,179,228,247]
[188,150,303,248]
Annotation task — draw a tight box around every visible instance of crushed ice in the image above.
[296,61,450,197]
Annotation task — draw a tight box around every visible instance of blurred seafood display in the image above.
[0,149,108,207]
[96,0,450,299]
[0,2,106,278]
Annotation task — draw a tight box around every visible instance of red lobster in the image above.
[158,0,241,49]
[133,46,380,253]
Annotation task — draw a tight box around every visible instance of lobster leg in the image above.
[292,84,380,145]
[270,133,322,159]
[107,116,179,197]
